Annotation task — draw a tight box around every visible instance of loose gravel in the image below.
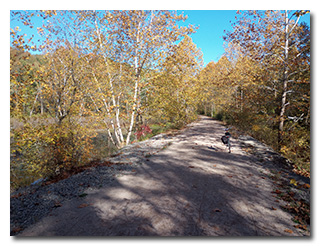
[11,120,310,236]
[10,133,175,235]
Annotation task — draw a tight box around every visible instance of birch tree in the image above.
[279,10,309,146]
[10,11,96,183]
[217,10,310,173]
[78,10,196,146]
[223,10,310,149]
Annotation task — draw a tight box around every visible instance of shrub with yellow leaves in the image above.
[11,117,96,190]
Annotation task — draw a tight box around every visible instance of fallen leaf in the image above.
[290,179,298,186]
[284,229,293,234]
[288,191,295,197]
[12,227,23,233]
[78,203,89,208]
[294,224,307,230]
[277,184,285,188]
[302,183,310,189]
[11,193,23,199]
[211,225,220,230]
[227,175,233,178]
[272,189,282,194]
[271,206,277,210]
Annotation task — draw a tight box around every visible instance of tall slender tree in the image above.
[223,10,310,149]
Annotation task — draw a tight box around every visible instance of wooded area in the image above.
[10,10,310,190]
[198,10,310,176]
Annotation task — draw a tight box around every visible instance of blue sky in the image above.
[9,10,239,65]
[10,10,311,66]
[178,10,238,64]
[178,10,311,65]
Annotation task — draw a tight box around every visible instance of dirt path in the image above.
[18,116,307,236]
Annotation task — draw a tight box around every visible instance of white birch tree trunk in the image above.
[278,10,301,148]
[126,78,139,145]
[279,10,289,134]
[126,19,141,146]
[93,11,125,147]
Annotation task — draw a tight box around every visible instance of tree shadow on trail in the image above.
[17,116,302,236]
[26,147,296,236]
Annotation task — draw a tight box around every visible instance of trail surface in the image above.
[17,116,308,236]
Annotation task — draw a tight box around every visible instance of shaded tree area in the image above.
[10,10,310,191]
[198,10,310,176]
[10,10,203,190]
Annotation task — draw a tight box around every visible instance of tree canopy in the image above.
[198,10,310,175]
[10,10,310,190]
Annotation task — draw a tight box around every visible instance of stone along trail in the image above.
[17,116,308,236]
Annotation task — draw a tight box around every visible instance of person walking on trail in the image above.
[221,128,231,153]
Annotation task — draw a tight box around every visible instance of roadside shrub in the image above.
[214,111,224,121]
[280,125,310,175]
[134,124,152,141]
[11,118,95,189]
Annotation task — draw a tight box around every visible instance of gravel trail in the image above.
[11,116,310,236]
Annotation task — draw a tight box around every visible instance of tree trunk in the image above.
[30,91,39,117]
[126,18,141,146]
[278,10,302,150]
[278,10,290,150]
[240,88,243,112]
[116,59,125,144]
[126,78,139,145]
[40,85,44,114]
[93,13,125,147]
[211,103,215,117]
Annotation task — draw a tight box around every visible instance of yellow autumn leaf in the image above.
[290,179,298,186]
